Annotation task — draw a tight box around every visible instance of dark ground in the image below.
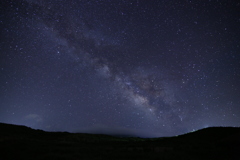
[0,122,239,160]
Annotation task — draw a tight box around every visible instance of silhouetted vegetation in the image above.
[0,123,239,160]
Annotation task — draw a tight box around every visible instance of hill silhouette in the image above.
[0,122,239,160]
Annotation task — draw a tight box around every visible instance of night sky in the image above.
[0,0,240,137]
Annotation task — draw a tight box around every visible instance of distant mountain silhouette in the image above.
[0,122,239,160]
[177,127,240,143]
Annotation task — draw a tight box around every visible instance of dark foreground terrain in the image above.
[0,123,239,160]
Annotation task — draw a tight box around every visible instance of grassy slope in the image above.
[0,123,239,160]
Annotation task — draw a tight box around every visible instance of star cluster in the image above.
[0,0,239,137]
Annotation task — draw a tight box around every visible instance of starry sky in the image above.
[0,0,240,137]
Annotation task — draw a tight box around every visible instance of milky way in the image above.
[0,0,240,137]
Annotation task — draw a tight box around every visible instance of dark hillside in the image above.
[0,123,239,160]
[176,127,240,142]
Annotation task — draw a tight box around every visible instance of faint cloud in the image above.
[76,124,160,138]
[25,114,43,122]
